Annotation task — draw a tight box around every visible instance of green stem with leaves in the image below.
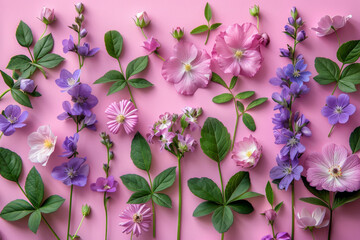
[177,155,183,240]
[0,89,10,99]
[147,171,156,238]
[205,29,211,45]
[217,162,225,240]
[67,184,74,240]
[39,24,48,39]
[117,59,137,108]
[232,96,241,150]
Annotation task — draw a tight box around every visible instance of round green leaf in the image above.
[339,63,360,84]
[0,70,14,88]
[130,132,152,171]
[332,190,360,209]
[225,171,250,203]
[37,53,64,68]
[211,206,233,233]
[237,101,244,113]
[16,21,33,47]
[211,72,227,88]
[313,57,340,85]
[210,23,222,30]
[152,193,172,208]
[229,76,238,89]
[127,191,152,204]
[107,80,127,95]
[265,181,274,206]
[338,80,356,93]
[39,195,65,214]
[6,55,32,71]
[204,2,212,22]
[104,30,123,59]
[0,147,22,182]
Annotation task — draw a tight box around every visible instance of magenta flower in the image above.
[306,143,360,192]
[162,41,211,95]
[142,37,160,53]
[177,134,196,153]
[296,208,329,230]
[262,232,291,240]
[159,132,176,151]
[264,209,277,223]
[311,15,352,37]
[105,100,138,135]
[181,106,203,131]
[90,176,118,193]
[232,135,262,169]
[212,23,262,77]
[119,204,152,237]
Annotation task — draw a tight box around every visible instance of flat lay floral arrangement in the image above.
[1,1,360,240]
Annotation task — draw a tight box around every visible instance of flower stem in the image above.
[328,209,333,240]
[0,89,10,99]
[256,16,260,31]
[39,24,48,39]
[104,192,108,240]
[154,51,165,61]
[221,233,224,240]
[328,125,335,138]
[331,84,338,95]
[141,28,148,39]
[218,161,226,240]
[291,182,295,240]
[205,29,211,45]
[271,222,276,238]
[130,231,133,240]
[0,132,3,139]
[67,184,74,240]
[147,171,156,238]
[126,83,137,108]
[332,28,341,46]
[231,91,241,150]
[177,155,182,240]
[311,229,315,240]
[27,47,35,62]
[72,215,85,239]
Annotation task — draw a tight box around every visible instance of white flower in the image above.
[28,125,57,166]
[296,208,329,230]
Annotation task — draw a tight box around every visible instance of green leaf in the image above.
[211,72,228,88]
[7,55,32,71]
[212,93,233,103]
[193,201,220,217]
[21,65,37,79]
[228,200,254,214]
[211,206,233,233]
[0,199,34,221]
[332,190,360,209]
[337,40,360,64]
[210,23,222,30]
[11,89,32,108]
[235,91,255,99]
[0,70,14,88]
[242,113,256,131]
[33,34,54,60]
[25,167,44,208]
[37,53,64,68]
[338,80,356,92]
[339,63,360,84]
[265,181,274,206]
[128,78,153,88]
[107,81,127,95]
[204,2,212,22]
[16,21,33,47]
[120,174,151,193]
[188,177,223,204]
[190,25,209,34]
[200,117,231,162]
[152,167,176,192]
[274,201,284,212]
[225,171,250,203]
[130,132,152,171]
[127,191,152,204]
[152,193,172,208]
[126,56,149,79]
[299,197,329,208]
[104,30,123,59]
[301,176,330,204]
[234,191,263,200]
[94,70,125,84]
[0,148,22,182]
[39,195,65,214]
[313,57,340,85]
[237,101,244,113]
[229,76,238,89]
[350,126,360,153]
[246,97,268,111]
[28,210,41,233]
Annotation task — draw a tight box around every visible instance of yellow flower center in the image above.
[246,150,253,158]
[67,77,76,86]
[293,70,300,77]
[133,213,143,223]
[329,165,342,178]
[43,139,53,149]
[184,64,192,72]
[116,114,125,123]
[235,50,243,58]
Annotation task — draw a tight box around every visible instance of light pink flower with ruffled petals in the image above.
[311,15,352,37]
[161,41,211,95]
[296,208,329,229]
[231,135,262,169]
[105,100,138,135]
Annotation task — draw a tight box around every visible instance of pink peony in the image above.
[142,37,160,53]
[306,143,360,192]
[311,15,352,37]
[212,23,262,77]
[161,41,211,95]
[296,208,329,229]
[105,100,138,135]
[231,135,262,169]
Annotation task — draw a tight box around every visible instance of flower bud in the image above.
[100,132,107,139]
[291,7,298,19]
[249,5,260,17]
[69,24,79,32]
[80,28,88,38]
[109,151,114,160]
[259,32,270,47]
[296,30,306,42]
[280,48,290,58]
[296,17,303,26]
[264,209,277,223]
[40,7,55,25]
[288,17,295,26]
[142,37,160,53]
[75,3,84,14]
[135,11,150,28]
[284,25,295,36]
[196,107,203,117]
[82,204,91,216]
[171,27,184,41]
[20,79,35,93]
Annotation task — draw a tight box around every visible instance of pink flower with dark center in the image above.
[105,100,138,135]
[142,37,160,53]
[312,15,352,37]
[231,135,262,169]
[119,204,152,237]
[162,41,211,95]
[212,23,262,77]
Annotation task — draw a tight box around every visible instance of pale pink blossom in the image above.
[296,208,329,229]
[105,100,138,135]
[311,15,352,37]
[231,135,262,169]
[142,37,160,53]
[40,7,55,25]
[28,125,57,166]
[119,204,152,237]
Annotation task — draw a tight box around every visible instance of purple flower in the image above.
[270,155,303,190]
[80,28,88,38]
[276,232,291,240]
[272,108,290,130]
[262,235,273,240]
[288,17,295,26]
[275,129,305,160]
[57,101,77,120]
[289,82,310,98]
[177,134,196,153]
[284,25,295,35]
[62,35,75,53]
[20,79,35,93]
[55,69,81,92]
[321,94,356,125]
[68,84,98,116]
[78,43,99,57]
[81,113,97,131]
[0,105,28,136]
[284,59,311,86]
[296,30,306,42]
[60,133,79,158]
[51,157,89,187]
[90,176,118,193]
[264,209,277,222]
[296,17,303,26]
[259,32,270,47]
[295,114,311,137]
[272,87,290,110]
[280,48,290,58]
[159,132,175,150]
[181,106,203,131]
[269,67,289,87]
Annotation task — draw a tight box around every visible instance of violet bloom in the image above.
[295,114,311,137]
[68,84,98,116]
[57,101,77,120]
[275,128,305,160]
[159,132,176,151]
[284,59,311,86]
[78,43,99,57]
[51,157,89,187]
[269,67,289,87]
[81,113,97,131]
[177,134,196,153]
[262,233,291,240]
[321,94,355,125]
[62,35,75,53]
[272,87,290,110]
[280,48,290,58]
[284,25,295,36]
[79,28,88,38]
[0,105,28,136]
[142,37,160,53]
[60,133,79,158]
[289,82,310,98]
[272,108,290,130]
[90,176,118,193]
[312,15,352,37]
[296,30,306,42]
[270,155,303,190]
[182,106,203,131]
[20,79,35,93]
[119,204,152,237]
[55,69,81,92]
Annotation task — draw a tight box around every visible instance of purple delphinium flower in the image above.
[296,30,306,42]
[68,84,98,116]
[289,82,310,98]
[60,133,79,158]
[62,35,76,53]
[57,101,77,120]
[81,113,97,131]
[78,43,99,57]
[0,105,28,136]
[269,67,289,87]
[90,176,118,193]
[275,129,305,160]
[51,157,89,187]
[321,94,356,125]
[272,108,290,130]
[20,79,35,93]
[159,132,176,151]
[280,48,290,58]
[284,59,311,86]
[284,25,295,35]
[177,134,196,153]
[295,114,311,137]
[270,155,303,190]
[272,87,290,110]
[55,69,81,92]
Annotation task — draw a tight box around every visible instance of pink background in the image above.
[1,0,360,239]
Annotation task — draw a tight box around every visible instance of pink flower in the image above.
[28,125,57,166]
[135,11,150,28]
[119,204,152,237]
[311,15,352,37]
[296,208,329,229]
[105,100,138,135]
[162,41,211,95]
[212,23,262,77]
[177,134,196,153]
[142,37,160,53]
[159,132,176,150]
[40,7,55,25]
[306,143,360,192]
[263,209,277,222]
[231,135,262,169]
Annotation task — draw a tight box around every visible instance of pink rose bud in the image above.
[40,7,55,25]
[142,37,160,53]
[75,3,84,14]
[259,32,270,46]
[264,209,277,222]
[135,11,150,28]
[172,27,184,41]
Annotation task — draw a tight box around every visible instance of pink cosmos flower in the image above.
[212,23,262,77]
[306,143,360,192]
[105,100,138,135]
[296,208,329,229]
[311,15,352,37]
[119,204,152,237]
[231,135,262,169]
[142,37,160,53]
[161,41,212,95]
